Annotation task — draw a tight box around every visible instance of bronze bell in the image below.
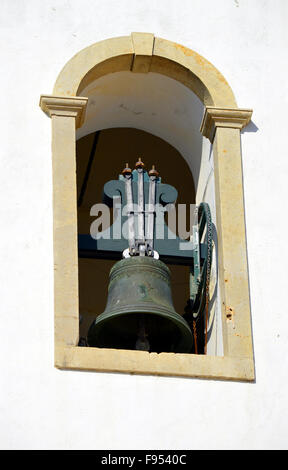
[87,256,193,353]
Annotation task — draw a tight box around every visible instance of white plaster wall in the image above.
[1,0,288,450]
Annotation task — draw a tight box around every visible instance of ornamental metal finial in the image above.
[149,165,159,177]
[122,163,132,176]
[135,157,145,169]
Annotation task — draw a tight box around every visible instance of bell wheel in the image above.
[184,202,213,353]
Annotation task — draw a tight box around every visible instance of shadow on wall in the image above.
[242,120,259,133]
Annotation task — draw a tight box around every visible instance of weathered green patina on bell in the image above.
[87,256,193,353]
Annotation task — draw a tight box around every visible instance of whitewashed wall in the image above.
[1,0,288,450]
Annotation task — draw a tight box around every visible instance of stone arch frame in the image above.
[40,33,254,380]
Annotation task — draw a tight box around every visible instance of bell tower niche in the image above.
[77,134,211,355]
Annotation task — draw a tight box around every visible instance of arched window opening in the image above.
[40,33,254,380]
[76,128,200,351]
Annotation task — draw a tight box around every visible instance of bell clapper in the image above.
[135,316,150,351]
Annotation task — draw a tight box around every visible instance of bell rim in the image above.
[88,303,193,353]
